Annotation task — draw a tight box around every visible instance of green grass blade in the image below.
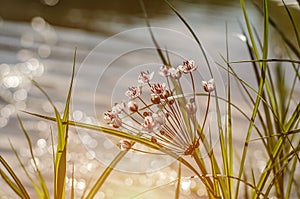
[230,58,300,65]
[253,1,300,58]
[56,49,77,199]
[193,150,214,192]
[31,78,65,199]
[23,111,219,196]
[285,103,300,131]
[0,167,24,198]
[175,163,181,199]
[281,0,300,49]
[23,111,163,150]
[262,0,269,61]
[31,80,65,150]
[243,171,250,199]
[163,0,212,76]
[282,63,299,125]
[141,0,194,146]
[0,156,30,199]
[239,0,260,59]
[225,22,233,198]
[8,140,43,198]
[85,146,131,199]
[255,135,287,198]
[285,154,298,199]
[226,175,268,198]
[56,142,67,199]
[217,61,271,148]
[236,1,269,197]
[17,115,50,198]
[160,2,232,189]
[264,148,298,197]
[63,48,76,123]
[139,0,167,65]
[31,50,77,199]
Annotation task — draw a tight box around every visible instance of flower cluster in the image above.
[103,60,215,155]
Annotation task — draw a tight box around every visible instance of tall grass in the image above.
[1,0,299,198]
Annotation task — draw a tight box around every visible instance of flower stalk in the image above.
[103,60,221,196]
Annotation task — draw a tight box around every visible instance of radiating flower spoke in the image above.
[103,60,214,156]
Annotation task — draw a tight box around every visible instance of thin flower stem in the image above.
[122,110,141,125]
[138,97,153,113]
[175,79,195,141]
[197,93,211,139]
[190,72,196,99]
[166,103,191,144]
[121,123,142,135]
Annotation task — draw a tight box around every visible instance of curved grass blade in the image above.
[24,111,218,196]
[252,1,300,58]
[8,140,43,198]
[55,49,77,199]
[163,0,212,77]
[230,58,300,65]
[24,86,274,151]
[17,115,50,198]
[140,4,219,195]
[30,49,77,199]
[85,148,131,199]
[264,148,299,197]
[281,0,300,49]
[0,167,24,198]
[254,135,288,198]
[139,0,167,65]
[248,128,300,142]
[0,156,30,199]
[163,2,230,194]
[237,1,270,197]
[285,156,299,199]
[225,23,234,198]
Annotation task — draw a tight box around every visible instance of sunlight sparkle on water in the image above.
[1,104,15,118]
[38,44,51,58]
[41,0,60,6]
[13,89,28,101]
[31,17,46,32]
[3,75,21,88]
[235,33,247,42]
[181,179,191,191]
[20,33,34,47]
[37,138,47,148]
[0,117,8,128]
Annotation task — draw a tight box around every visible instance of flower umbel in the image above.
[178,60,197,74]
[138,71,154,85]
[202,79,215,93]
[125,86,142,100]
[104,60,214,156]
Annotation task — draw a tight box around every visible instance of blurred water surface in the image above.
[0,0,299,198]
